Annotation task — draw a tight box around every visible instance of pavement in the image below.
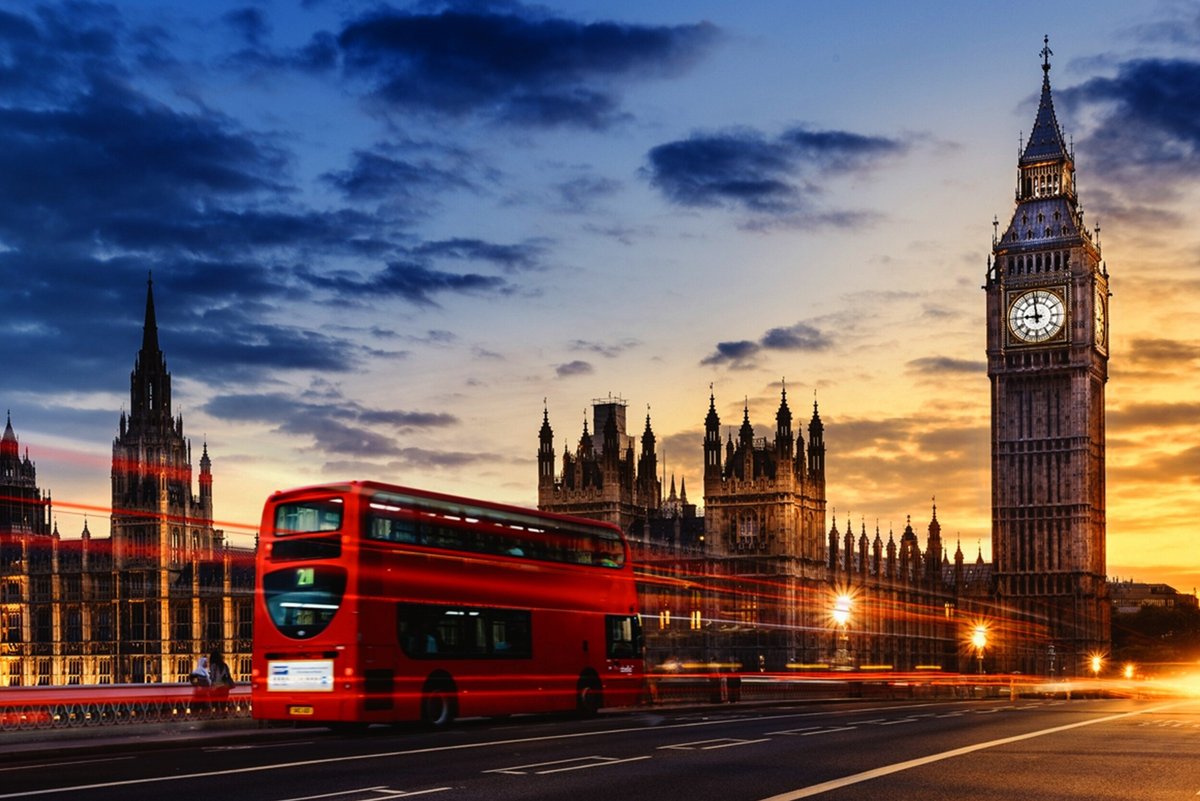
[0,716,282,761]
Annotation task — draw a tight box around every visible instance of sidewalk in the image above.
[0,716,277,761]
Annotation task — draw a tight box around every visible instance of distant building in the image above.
[539,390,993,673]
[1109,581,1199,614]
[0,279,254,686]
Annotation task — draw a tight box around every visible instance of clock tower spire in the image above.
[985,38,1110,676]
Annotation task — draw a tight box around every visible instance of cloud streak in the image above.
[335,3,718,129]
[645,124,908,224]
[701,322,833,368]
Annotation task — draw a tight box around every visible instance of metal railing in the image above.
[0,683,251,732]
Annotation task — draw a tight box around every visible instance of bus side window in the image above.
[489,610,532,658]
[605,614,641,658]
[370,515,417,543]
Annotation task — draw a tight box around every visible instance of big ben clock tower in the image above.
[986,39,1110,676]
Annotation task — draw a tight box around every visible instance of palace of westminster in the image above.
[1,46,1118,685]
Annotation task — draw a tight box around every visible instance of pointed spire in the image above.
[1,411,17,458]
[1021,35,1070,165]
[142,272,160,354]
[738,399,753,445]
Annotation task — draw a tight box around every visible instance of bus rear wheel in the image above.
[421,677,457,729]
[575,673,602,718]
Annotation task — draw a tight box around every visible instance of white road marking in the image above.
[485,755,650,775]
[795,726,856,736]
[758,702,1186,801]
[0,757,134,773]
[0,700,1034,798]
[272,786,388,801]
[272,786,450,801]
[660,738,770,750]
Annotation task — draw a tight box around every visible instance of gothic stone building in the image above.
[540,44,1109,676]
[0,280,254,686]
[539,390,991,672]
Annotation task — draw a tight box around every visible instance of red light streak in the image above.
[0,493,260,534]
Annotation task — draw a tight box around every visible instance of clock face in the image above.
[1008,289,1066,343]
[1094,286,1107,348]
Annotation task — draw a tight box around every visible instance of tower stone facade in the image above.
[702,387,826,568]
[985,40,1110,675]
[538,396,662,535]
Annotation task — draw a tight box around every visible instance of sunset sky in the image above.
[1,1,1197,595]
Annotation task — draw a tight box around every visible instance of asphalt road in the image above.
[1,697,1197,800]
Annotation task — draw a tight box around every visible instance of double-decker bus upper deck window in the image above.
[366,494,625,568]
[262,566,347,639]
[275,498,343,536]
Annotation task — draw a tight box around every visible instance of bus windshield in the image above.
[262,565,347,639]
[275,498,344,535]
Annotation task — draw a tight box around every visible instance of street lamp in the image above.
[971,624,988,675]
[831,593,852,669]
[1090,654,1103,678]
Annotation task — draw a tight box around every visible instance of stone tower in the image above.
[110,277,218,570]
[538,396,661,535]
[985,39,1110,675]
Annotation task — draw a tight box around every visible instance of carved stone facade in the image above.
[0,280,254,687]
[985,40,1111,674]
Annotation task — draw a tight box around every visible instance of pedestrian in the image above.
[188,656,211,712]
[208,651,234,708]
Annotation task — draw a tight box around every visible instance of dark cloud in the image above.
[906,356,984,375]
[205,391,458,458]
[569,338,639,358]
[644,124,907,223]
[299,261,513,308]
[414,238,546,272]
[223,7,270,47]
[335,3,718,128]
[555,360,594,378]
[321,147,474,204]
[700,340,762,368]
[702,321,832,368]
[1126,337,1200,365]
[1061,58,1200,192]
[555,174,622,213]
[761,323,829,351]
[0,3,537,398]
[1109,402,1200,432]
[389,447,495,469]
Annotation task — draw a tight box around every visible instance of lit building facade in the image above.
[0,280,254,686]
[541,44,1110,676]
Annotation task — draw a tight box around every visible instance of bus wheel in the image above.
[421,677,457,729]
[575,672,602,717]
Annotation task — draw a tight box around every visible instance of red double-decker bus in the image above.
[251,481,644,728]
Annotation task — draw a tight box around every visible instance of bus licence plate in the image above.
[289,706,315,716]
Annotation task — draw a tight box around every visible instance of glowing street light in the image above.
[1123,663,1135,680]
[831,593,853,669]
[970,623,988,675]
[832,594,852,628]
[1090,654,1103,678]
